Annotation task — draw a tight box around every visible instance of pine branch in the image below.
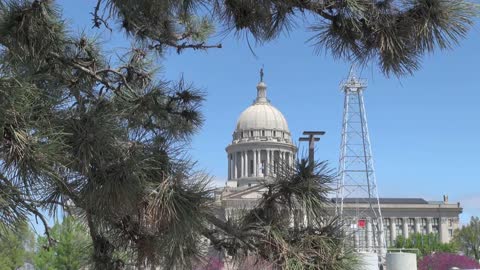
[150,41,222,54]
[49,51,135,94]
[295,0,337,21]
[0,174,55,248]
[91,0,112,31]
[23,202,56,249]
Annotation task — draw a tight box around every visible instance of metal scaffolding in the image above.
[336,66,386,262]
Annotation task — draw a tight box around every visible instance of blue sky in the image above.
[58,0,479,223]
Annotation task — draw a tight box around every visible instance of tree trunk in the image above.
[87,213,122,270]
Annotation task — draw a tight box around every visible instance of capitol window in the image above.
[262,130,265,136]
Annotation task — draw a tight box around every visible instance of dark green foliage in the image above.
[453,216,480,260]
[34,216,92,270]
[0,1,208,268]
[92,0,477,76]
[392,233,457,258]
[206,160,360,270]
[0,222,34,270]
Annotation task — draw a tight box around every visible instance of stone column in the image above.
[233,152,237,179]
[390,217,396,244]
[268,150,271,176]
[270,150,274,175]
[403,217,409,239]
[240,151,244,178]
[244,151,248,177]
[257,150,260,176]
[228,154,231,180]
[379,220,386,251]
[266,149,270,176]
[273,150,277,175]
[415,217,421,234]
[439,217,448,243]
[231,154,235,180]
[366,218,373,251]
[244,151,248,178]
[427,218,433,234]
[253,150,257,177]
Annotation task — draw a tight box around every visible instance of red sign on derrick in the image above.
[358,219,366,228]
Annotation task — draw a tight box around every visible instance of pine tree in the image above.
[0,222,34,270]
[0,0,476,269]
[34,216,92,270]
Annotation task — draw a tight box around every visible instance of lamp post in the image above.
[299,131,325,168]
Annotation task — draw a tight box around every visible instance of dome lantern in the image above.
[255,82,268,104]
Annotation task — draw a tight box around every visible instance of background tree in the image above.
[393,233,457,258]
[453,216,480,260]
[0,222,34,270]
[34,216,92,270]
[0,0,477,269]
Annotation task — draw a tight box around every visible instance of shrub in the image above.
[418,252,480,270]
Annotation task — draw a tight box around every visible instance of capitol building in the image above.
[216,75,462,246]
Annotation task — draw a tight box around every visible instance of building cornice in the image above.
[226,141,297,153]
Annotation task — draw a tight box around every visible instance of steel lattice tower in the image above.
[336,67,386,260]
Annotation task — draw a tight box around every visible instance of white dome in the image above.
[235,103,289,132]
[235,81,290,133]
[231,81,292,144]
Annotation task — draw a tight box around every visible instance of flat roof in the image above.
[331,198,429,204]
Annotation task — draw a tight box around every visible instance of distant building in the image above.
[217,77,462,246]
[340,197,462,245]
